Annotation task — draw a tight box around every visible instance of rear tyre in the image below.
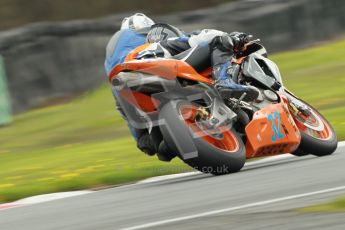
[159,100,246,175]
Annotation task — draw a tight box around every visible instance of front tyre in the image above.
[159,100,246,175]
[286,92,337,156]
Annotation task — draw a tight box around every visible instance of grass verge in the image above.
[0,39,345,203]
[300,196,345,212]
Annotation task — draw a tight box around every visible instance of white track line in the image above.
[137,154,296,184]
[137,171,202,184]
[119,185,345,230]
[13,191,93,205]
[244,153,295,167]
[138,141,345,184]
[0,191,93,211]
[338,141,345,148]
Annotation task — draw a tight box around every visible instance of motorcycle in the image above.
[108,37,338,175]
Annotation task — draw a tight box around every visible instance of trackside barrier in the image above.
[0,55,12,125]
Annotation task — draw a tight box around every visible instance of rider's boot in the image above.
[212,62,259,102]
[210,40,259,102]
[156,140,176,162]
[137,133,157,156]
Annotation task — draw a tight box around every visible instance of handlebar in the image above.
[243,35,260,50]
[244,38,261,49]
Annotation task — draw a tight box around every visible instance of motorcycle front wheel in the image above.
[159,100,246,175]
[286,91,338,156]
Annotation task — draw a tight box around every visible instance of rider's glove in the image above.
[229,32,248,52]
[217,32,248,52]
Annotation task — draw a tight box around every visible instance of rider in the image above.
[105,15,259,160]
[105,13,162,157]
[139,24,259,101]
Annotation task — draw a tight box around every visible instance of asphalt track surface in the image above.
[1,144,345,230]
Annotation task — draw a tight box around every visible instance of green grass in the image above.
[300,196,345,212]
[0,87,190,202]
[0,39,345,203]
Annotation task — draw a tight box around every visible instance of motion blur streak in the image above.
[119,185,345,230]
[1,146,345,230]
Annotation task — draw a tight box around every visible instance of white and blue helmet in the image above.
[121,13,155,31]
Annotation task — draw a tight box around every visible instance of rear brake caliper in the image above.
[208,98,237,128]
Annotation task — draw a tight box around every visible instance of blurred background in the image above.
[0,0,344,204]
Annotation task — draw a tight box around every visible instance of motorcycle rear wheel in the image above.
[159,100,246,175]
